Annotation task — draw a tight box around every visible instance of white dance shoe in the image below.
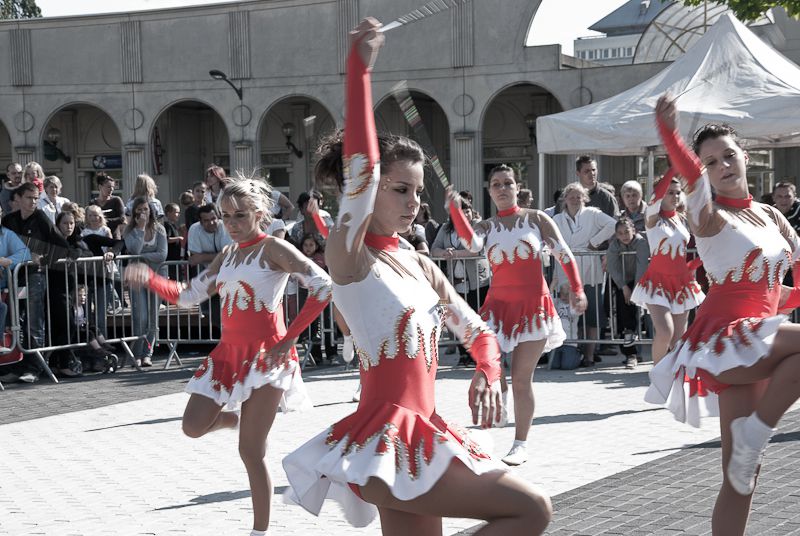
[501,444,528,466]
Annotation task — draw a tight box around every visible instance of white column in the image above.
[123,144,148,198]
[14,146,36,165]
[231,141,254,175]
[452,132,482,215]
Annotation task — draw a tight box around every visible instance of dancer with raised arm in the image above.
[630,169,704,364]
[647,94,800,534]
[283,18,551,535]
[446,165,587,466]
[125,177,331,536]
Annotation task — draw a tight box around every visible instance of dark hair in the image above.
[55,210,76,230]
[552,188,562,206]
[191,181,205,190]
[165,203,180,213]
[773,180,797,196]
[315,130,425,191]
[615,217,635,233]
[197,204,219,217]
[296,190,323,210]
[575,155,595,172]
[300,232,323,254]
[96,172,114,187]
[692,123,741,155]
[418,202,432,222]
[13,182,39,198]
[488,164,515,183]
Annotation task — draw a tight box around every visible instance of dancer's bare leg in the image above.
[239,384,283,532]
[711,382,766,535]
[359,460,551,536]
[670,311,689,351]
[510,340,547,442]
[648,305,674,364]
[182,393,238,438]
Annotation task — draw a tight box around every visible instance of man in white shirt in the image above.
[187,204,232,270]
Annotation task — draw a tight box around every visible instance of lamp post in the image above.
[209,69,243,100]
[282,122,304,159]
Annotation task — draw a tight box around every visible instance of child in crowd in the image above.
[300,233,325,269]
[164,203,185,280]
[298,232,337,363]
[184,181,206,231]
[549,284,582,370]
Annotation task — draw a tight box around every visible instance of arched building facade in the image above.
[1,0,797,216]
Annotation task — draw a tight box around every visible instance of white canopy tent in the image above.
[535,13,800,206]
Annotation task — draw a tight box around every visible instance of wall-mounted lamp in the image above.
[282,122,304,158]
[43,127,72,163]
[209,69,243,101]
[524,114,537,146]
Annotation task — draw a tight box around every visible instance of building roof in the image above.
[589,0,673,36]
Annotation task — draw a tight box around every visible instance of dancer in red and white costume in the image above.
[646,94,800,534]
[125,178,331,536]
[447,165,587,466]
[283,19,551,535]
[630,169,705,363]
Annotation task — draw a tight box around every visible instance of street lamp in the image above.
[524,113,537,146]
[209,69,243,100]
[282,122,304,158]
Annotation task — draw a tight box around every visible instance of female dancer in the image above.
[630,170,704,363]
[283,19,552,535]
[125,177,331,536]
[447,167,587,466]
[647,94,800,534]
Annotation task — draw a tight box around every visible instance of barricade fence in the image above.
[1,249,742,383]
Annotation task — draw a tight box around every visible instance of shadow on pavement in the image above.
[153,486,288,511]
[85,416,183,432]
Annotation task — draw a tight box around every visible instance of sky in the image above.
[35,0,629,56]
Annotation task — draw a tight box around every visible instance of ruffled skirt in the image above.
[631,270,705,314]
[645,314,786,427]
[480,286,564,354]
[186,339,311,411]
[282,402,504,527]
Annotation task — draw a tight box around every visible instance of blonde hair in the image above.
[24,162,45,181]
[132,174,157,199]
[218,173,274,230]
[85,204,107,227]
[621,180,642,197]
[561,182,590,204]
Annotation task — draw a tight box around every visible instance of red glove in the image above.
[146,268,181,304]
[468,332,501,385]
[657,117,703,186]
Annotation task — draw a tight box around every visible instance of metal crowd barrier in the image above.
[1,247,706,387]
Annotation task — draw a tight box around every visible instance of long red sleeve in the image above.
[559,257,584,294]
[310,210,330,239]
[653,168,676,202]
[468,332,501,385]
[146,268,181,304]
[447,200,481,251]
[657,117,703,186]
[282,294,331,342]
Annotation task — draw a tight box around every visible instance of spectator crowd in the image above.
[1,157,798,383]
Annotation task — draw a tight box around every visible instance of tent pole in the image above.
[647,149,655,198]
[538,153,545,209]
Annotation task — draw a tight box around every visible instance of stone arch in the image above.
[39,102,123,203]
[150,99,230,206]
[480,82,565,210]
[373,89,451,220]
[257,95,336,205]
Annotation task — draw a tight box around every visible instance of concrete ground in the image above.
[0,346,797,535]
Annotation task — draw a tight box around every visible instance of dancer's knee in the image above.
[182,418,207,439]
[239,438,267,466]
[521,488,553,532]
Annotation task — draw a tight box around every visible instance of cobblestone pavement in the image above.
[1,347,797,535]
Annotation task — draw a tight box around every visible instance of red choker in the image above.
[364,232,399,252]
[497,206,520,217]
[238,233,267,248]
[660,210,677,218]
[715,194,752,209]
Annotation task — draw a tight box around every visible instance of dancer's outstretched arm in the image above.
[324,19,385,285]
[644,168,676,229]
[415,253,502,428]
[535,211,587,313]
[125,249,224,306]
[655,95,722,236]
[445,187,489,253]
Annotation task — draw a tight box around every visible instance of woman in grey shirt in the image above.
[124,196,167,366]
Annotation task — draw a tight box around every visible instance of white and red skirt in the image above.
[631,255,704,314]
[480,284,564,354]
[186,330,311,411]
[283,400,504,527]
[645,286,785,427]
